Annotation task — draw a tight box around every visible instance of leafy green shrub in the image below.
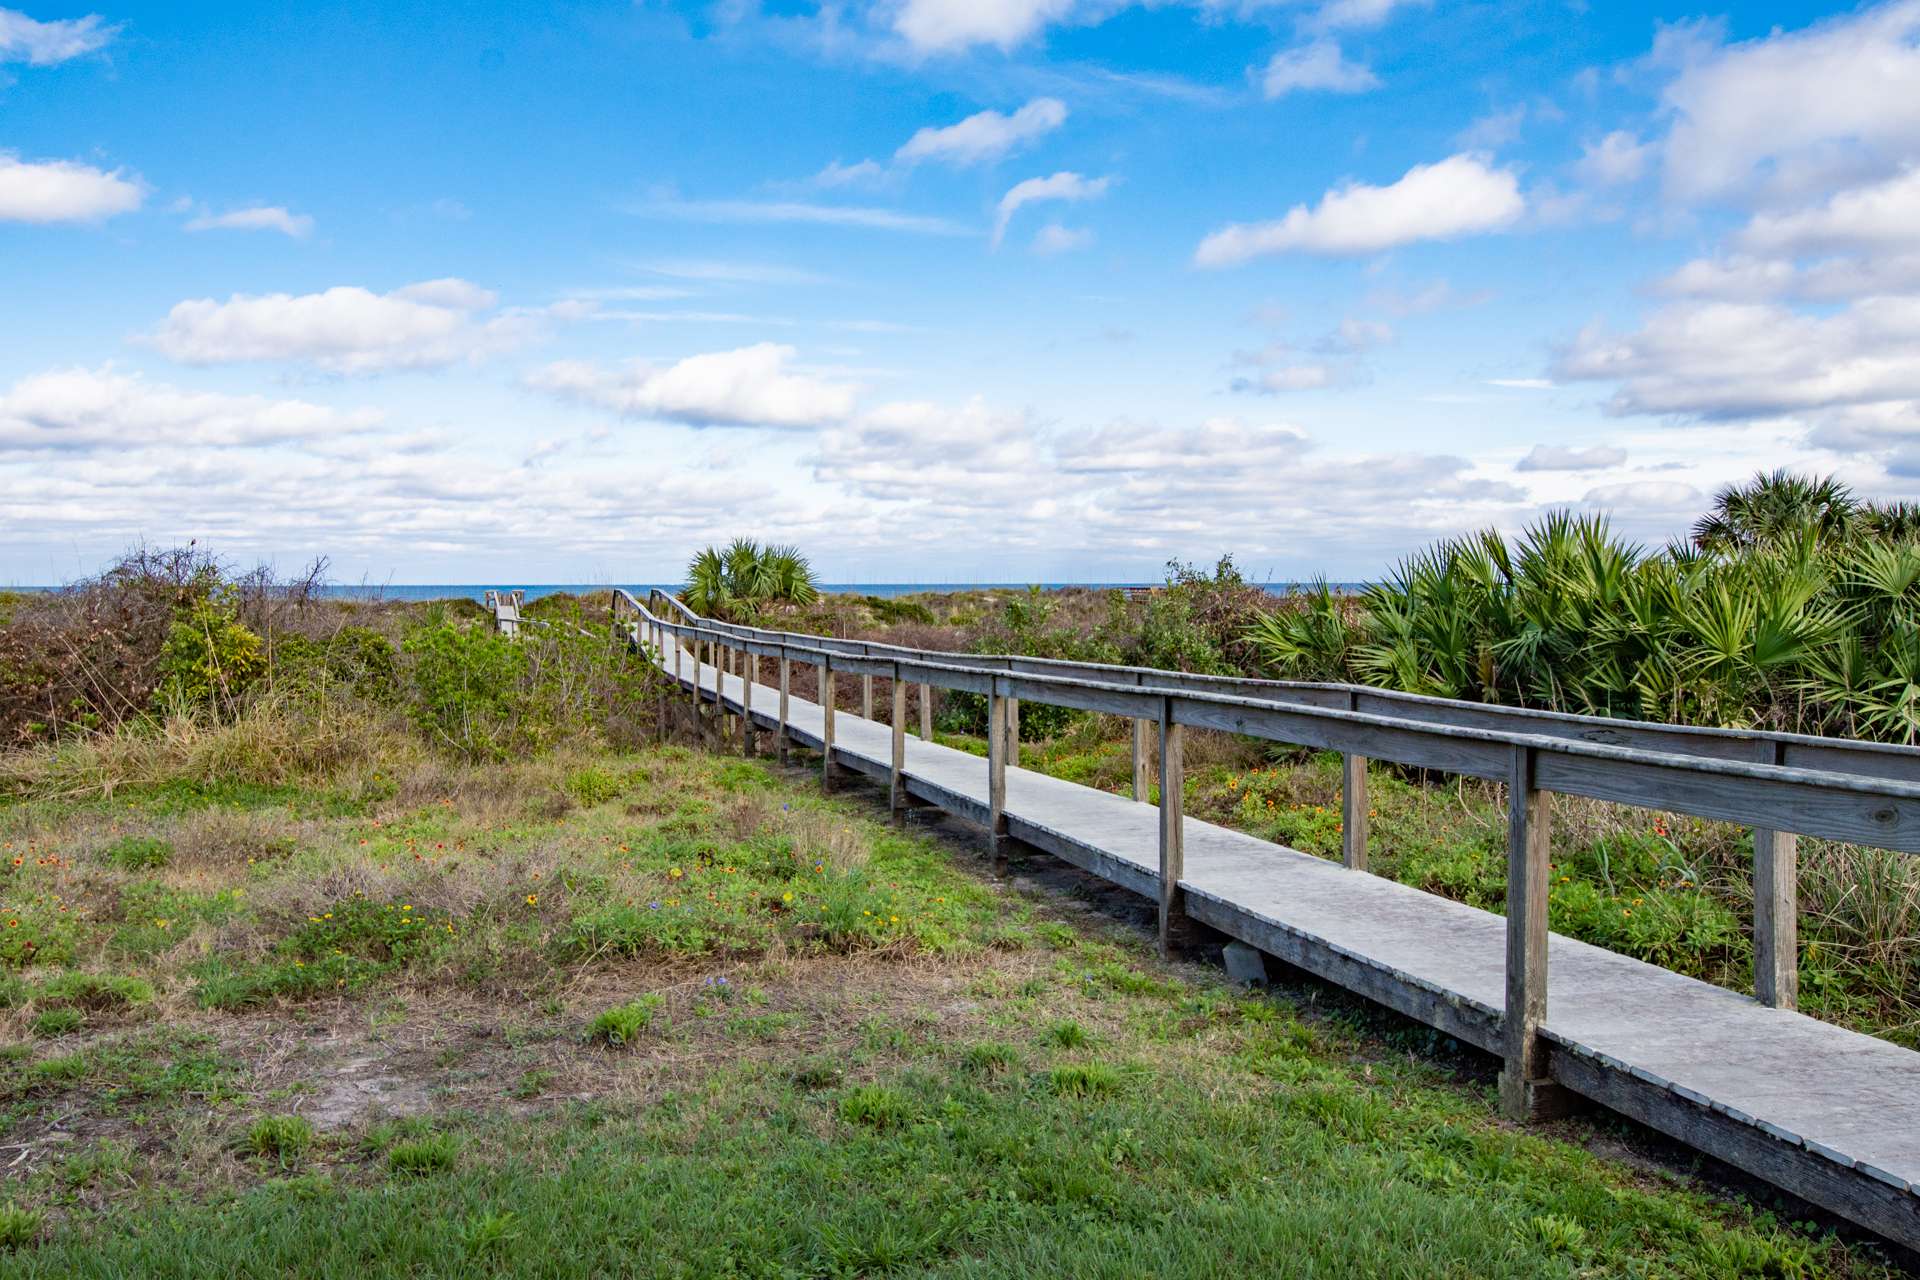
[272,627,399,704]
[565,764,624,806]
[104,835,172,870]
[838,1083,913,1129]
[155,597,266,713]
[31,1007,83,1037]
[402,621,529,761]
[589,995,665,1046]
[387,1133,459,1175]
[193,952,378,1009]
[244,1114,315,1165]
[1128,556,1266,675]
[0,1201,43,1250]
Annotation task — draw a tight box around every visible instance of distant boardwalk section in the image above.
[602,586,1920,1250]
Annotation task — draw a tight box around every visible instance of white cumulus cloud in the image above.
[0,153,142,223]
[146,280,523,374]
[184,205,315,238]
[891,0,1075,53]
[1659,1,1920,203]
[896,98,1067,167]
[1193,153,1523,265]
[1516,444,1627,472]
[0,366,380,453]
[992,171,1109,247]
[1577,131,1652,186]
[528,343,858,429]
[1258,40,1380,99]
[0,7,114,64]
[1738,166,1920,256]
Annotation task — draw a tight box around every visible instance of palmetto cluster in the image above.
[681,539,819,622]
[1248,473,1920,743]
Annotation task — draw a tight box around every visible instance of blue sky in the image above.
[4,1,1918,585]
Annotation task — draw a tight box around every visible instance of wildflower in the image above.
[649,901,661,910]
[669,867,683,880]
[781,892,794,904]
[526,893,539,906]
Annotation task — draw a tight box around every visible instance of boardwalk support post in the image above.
[1500,744,1574,1121]
[1157,697,1190,957]
[741,649,755,757]
[1754,828,1798,1009]
[777,654,790,767]
[1132,718,1152,802]
[1006,697,1020,767]
[1342,754,1369,871]
[988,679,1011,874]
[821,663,837,792]
[862,673,873,721]
[890,667,907,826]
[919,683,933,739]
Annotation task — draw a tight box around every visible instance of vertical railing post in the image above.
[1131,717,1152,803]
[1157,696,1187,957]
[1754,828,1799,1009]
[1342,754,1369,871]
[1006,696,1020,767]
[862,673,874,721]
[1499,744,1568,1121]
[777,652,791,767]
[741,647,755,757]
[987,678,1010,874]
[919,683,933,739]
[890,665,907,825]
[821,661,837,792]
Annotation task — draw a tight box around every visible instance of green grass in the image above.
[243,1115,314,1165]
[0,725,1901,1276]
[587,996,664,1047]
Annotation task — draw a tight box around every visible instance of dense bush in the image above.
[1247,475,1920,743]
[0,549,662,766]
[1123,555,1270,675]
[940,588,1124,739]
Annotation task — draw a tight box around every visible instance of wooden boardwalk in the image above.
[654,636,1920,1249]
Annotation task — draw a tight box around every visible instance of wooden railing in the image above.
[611,587,1920,1122]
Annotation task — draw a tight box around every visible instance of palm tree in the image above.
[681,539,819,620]
[1691,470,1858,554]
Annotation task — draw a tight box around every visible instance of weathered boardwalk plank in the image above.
[671,648,1920,1246]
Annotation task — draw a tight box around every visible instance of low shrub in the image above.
[387,1133,459,1175]
[837,1083,913,1130]
[0,1201,43,1250]
[589,995,665,1047]
[31,1007,82,1037]
[103,835,172,870]
[244,1114,315,1165]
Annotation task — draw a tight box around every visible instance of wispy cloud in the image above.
[638,194,972,236]
[0,7,115,65]
[184,205,315,238]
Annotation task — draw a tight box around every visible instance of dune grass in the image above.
[0,709,1904,1275]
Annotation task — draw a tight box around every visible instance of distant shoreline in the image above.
[3,582,1370,603]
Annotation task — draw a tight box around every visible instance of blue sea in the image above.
[8,581,1365,602]
[308,582,1364,604]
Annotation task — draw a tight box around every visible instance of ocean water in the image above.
[312,582,1367,604]
[8,581,1365,602]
